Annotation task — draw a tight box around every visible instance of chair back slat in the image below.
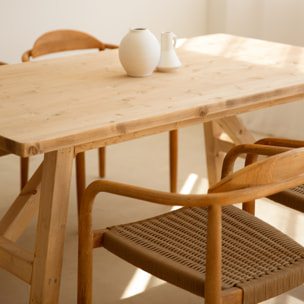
[210,147,304,193]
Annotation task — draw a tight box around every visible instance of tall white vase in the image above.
[119,28,160,77]
[157,32,181,72]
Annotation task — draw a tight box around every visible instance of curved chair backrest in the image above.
[22,29,118,62]
[0,61,7,65]
[210,145,304,193]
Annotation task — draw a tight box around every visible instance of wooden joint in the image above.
[20,189,38,196]
[93,229,109,248]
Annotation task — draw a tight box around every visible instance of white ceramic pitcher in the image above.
[157,32,181,72]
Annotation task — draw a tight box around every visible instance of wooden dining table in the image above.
[1,33,304,303]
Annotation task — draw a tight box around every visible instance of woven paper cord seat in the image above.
[268,184,304,213]
[103,205,304,304]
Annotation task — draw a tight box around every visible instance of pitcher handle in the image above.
[172,34,177,48]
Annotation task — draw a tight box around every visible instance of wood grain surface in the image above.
[1,34,304,157]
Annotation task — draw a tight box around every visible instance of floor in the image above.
[0,124,303,303]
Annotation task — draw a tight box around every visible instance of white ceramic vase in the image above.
[157,32,181,72]
[119,28,160,77]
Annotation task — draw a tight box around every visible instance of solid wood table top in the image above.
[1,33,304,157]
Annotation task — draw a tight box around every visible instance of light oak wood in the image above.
[204,121,226,185]
[0,236,34,283]
[216,116,255,145]
[204,116,256,186]
[243,138,304,214]
[2,34,304,304]
[221,144,290,179]
[1,34,304,157]
[74,117,202,154]
[78,147,304,304]
[30,148,74,304]
[210,147,304,193]
[0,163,42,241]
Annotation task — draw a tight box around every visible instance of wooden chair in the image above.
[0,61,7,65]
[21,29,179,207]
[78,142,304,304]
[222,138,304,214]
[21,29,118,204]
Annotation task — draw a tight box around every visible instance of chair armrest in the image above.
[79,146,304,223]
[81,174,304,212]
[222,137,304,179]
[221,143,290,178]
[255,137,304,148]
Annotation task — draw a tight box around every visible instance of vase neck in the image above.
[130,28,148,33]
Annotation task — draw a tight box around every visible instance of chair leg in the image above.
[169,130,178,193]
[98,147,106,178]
[78,186,94,304]
[20,157,29,190]
[205,204,222,304]
[78,233,93,304]
[76,152,86,214]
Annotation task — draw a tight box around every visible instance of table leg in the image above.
[204,121,226,186]
[0,163,42,241]
[30,148,74,304]
[204,116,255,186]
[215,116,256,145]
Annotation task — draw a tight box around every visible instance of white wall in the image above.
[207,0,304,139]
[0,0,206,64]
